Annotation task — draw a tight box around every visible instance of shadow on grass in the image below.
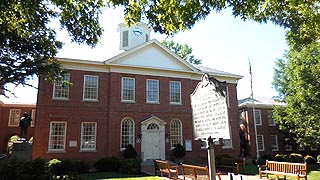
[79,171,162,180]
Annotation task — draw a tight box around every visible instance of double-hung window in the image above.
[169,81,181,104]
[257,135,264,151]
[268,110,276,126]
[83,75,98,101]
[254,110,262,125]
[81,122,97,151]
[48,122,67,151]
[8,109,21,127]
[270,135,279,151]
[121,77,135,102]
[53,73,70,99]
[146,79,159,103]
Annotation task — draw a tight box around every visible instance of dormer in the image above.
[118,23,151,51]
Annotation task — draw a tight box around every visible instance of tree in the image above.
[2,0,319,95]
[0,0,104,95]
[273,42,320,147]
[161,40,202,65]
[114,0,320,49]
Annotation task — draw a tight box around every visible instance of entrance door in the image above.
[144,131,160,160]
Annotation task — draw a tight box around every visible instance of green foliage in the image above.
[93,156,121,172]
[123,144,137,159]
[109,1,320,48]
[49,159,89,176]
[120,158,141,175]
[305,155,317,165]
[317,155,320,163]
[274,154,288,162]
[172,143,185,158]
[0,0,104,95]
[161,40,202,65]
[289,153,304,163]
[273,42,320,147]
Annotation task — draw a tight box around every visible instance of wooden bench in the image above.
[181,164,222,180]
[154,160,179,179]
[216,157,245,174]
[259,160,307,180]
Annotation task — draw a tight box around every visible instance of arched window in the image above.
[121,118,135,149]
[147,123,159,130]
[170,119,182,148]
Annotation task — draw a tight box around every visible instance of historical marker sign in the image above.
[191,74,230,140]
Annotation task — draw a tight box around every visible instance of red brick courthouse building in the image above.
[32,23,243,162]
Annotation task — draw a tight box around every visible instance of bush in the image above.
[173,143,185,158]
[317,155,320,163]
[120,158,141,174]
[274,154,288,162]
[49,159,89,176]
[94,156,120,172]
[305,155,317,164]
[289,153,304,163]
[123,144,137,158]
[262,154,273,161]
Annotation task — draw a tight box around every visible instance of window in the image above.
[257,135,264,151]
[31,110,36,127]
[146,79,159,103]
[270,135,278,151]
[122,30,129,48]
[169,81,181,104]
[170,119,182,148]
[48,122,66,151]
[83,75,98,101]
[121,77,135,102]
[254,110,262,125]
[268,110,276,126]
[285,144,292,151]
[53,73,70,99]
[121,118,134,149]
[8,109,21,126]
[81,122,96,151]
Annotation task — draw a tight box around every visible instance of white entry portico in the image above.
[140,115,166,161]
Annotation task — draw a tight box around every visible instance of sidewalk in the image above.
[141,161,270,180]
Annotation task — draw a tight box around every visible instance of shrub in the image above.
[49,159,89,176]
[173,143,185,158]
[123,144,137,158]
[120,158,141,174]
[317,155,320,163]
[262,154,273,161]
[304,155,317,164]
[94,156,120,172]
[289,153,304,163]
[274,154,288,162]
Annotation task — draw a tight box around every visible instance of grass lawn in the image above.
[79,172,163,180]
[244,164,320,180]
[80,164,320,180]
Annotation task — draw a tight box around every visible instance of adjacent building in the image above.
[31,23,244,163]
[238,96,319,159]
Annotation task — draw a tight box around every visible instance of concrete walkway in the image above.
[141,161,272,180]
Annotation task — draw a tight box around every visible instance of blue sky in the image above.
[3,7,288,104]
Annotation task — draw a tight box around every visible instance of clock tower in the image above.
[118,23,151,51]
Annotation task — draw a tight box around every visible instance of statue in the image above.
[239,124,248,157]
[19,112,32,140]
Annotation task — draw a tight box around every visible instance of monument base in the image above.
[12,140,32,161]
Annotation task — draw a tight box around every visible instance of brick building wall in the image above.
[32,67,242,163]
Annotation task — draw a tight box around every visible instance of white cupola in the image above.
[118,22,151,51]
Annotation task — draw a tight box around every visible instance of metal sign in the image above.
[190,74,230,140]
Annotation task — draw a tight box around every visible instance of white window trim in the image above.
[8,109,21,127]
[121,77,135,102]
[146,79,159,103]
[48,121,67,152]
[170,119,183,149]
[120,117,135,150]
[270,135,279,151]
[268,110,276,126]
[52,73,70,100]
[169,81,182,105]
[257,135,265,151]
[83,75,99,101]
[255,110,262,126]
[80,122,97,151]
[31,109,36,127]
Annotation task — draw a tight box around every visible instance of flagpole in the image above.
[249,60,260,160]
